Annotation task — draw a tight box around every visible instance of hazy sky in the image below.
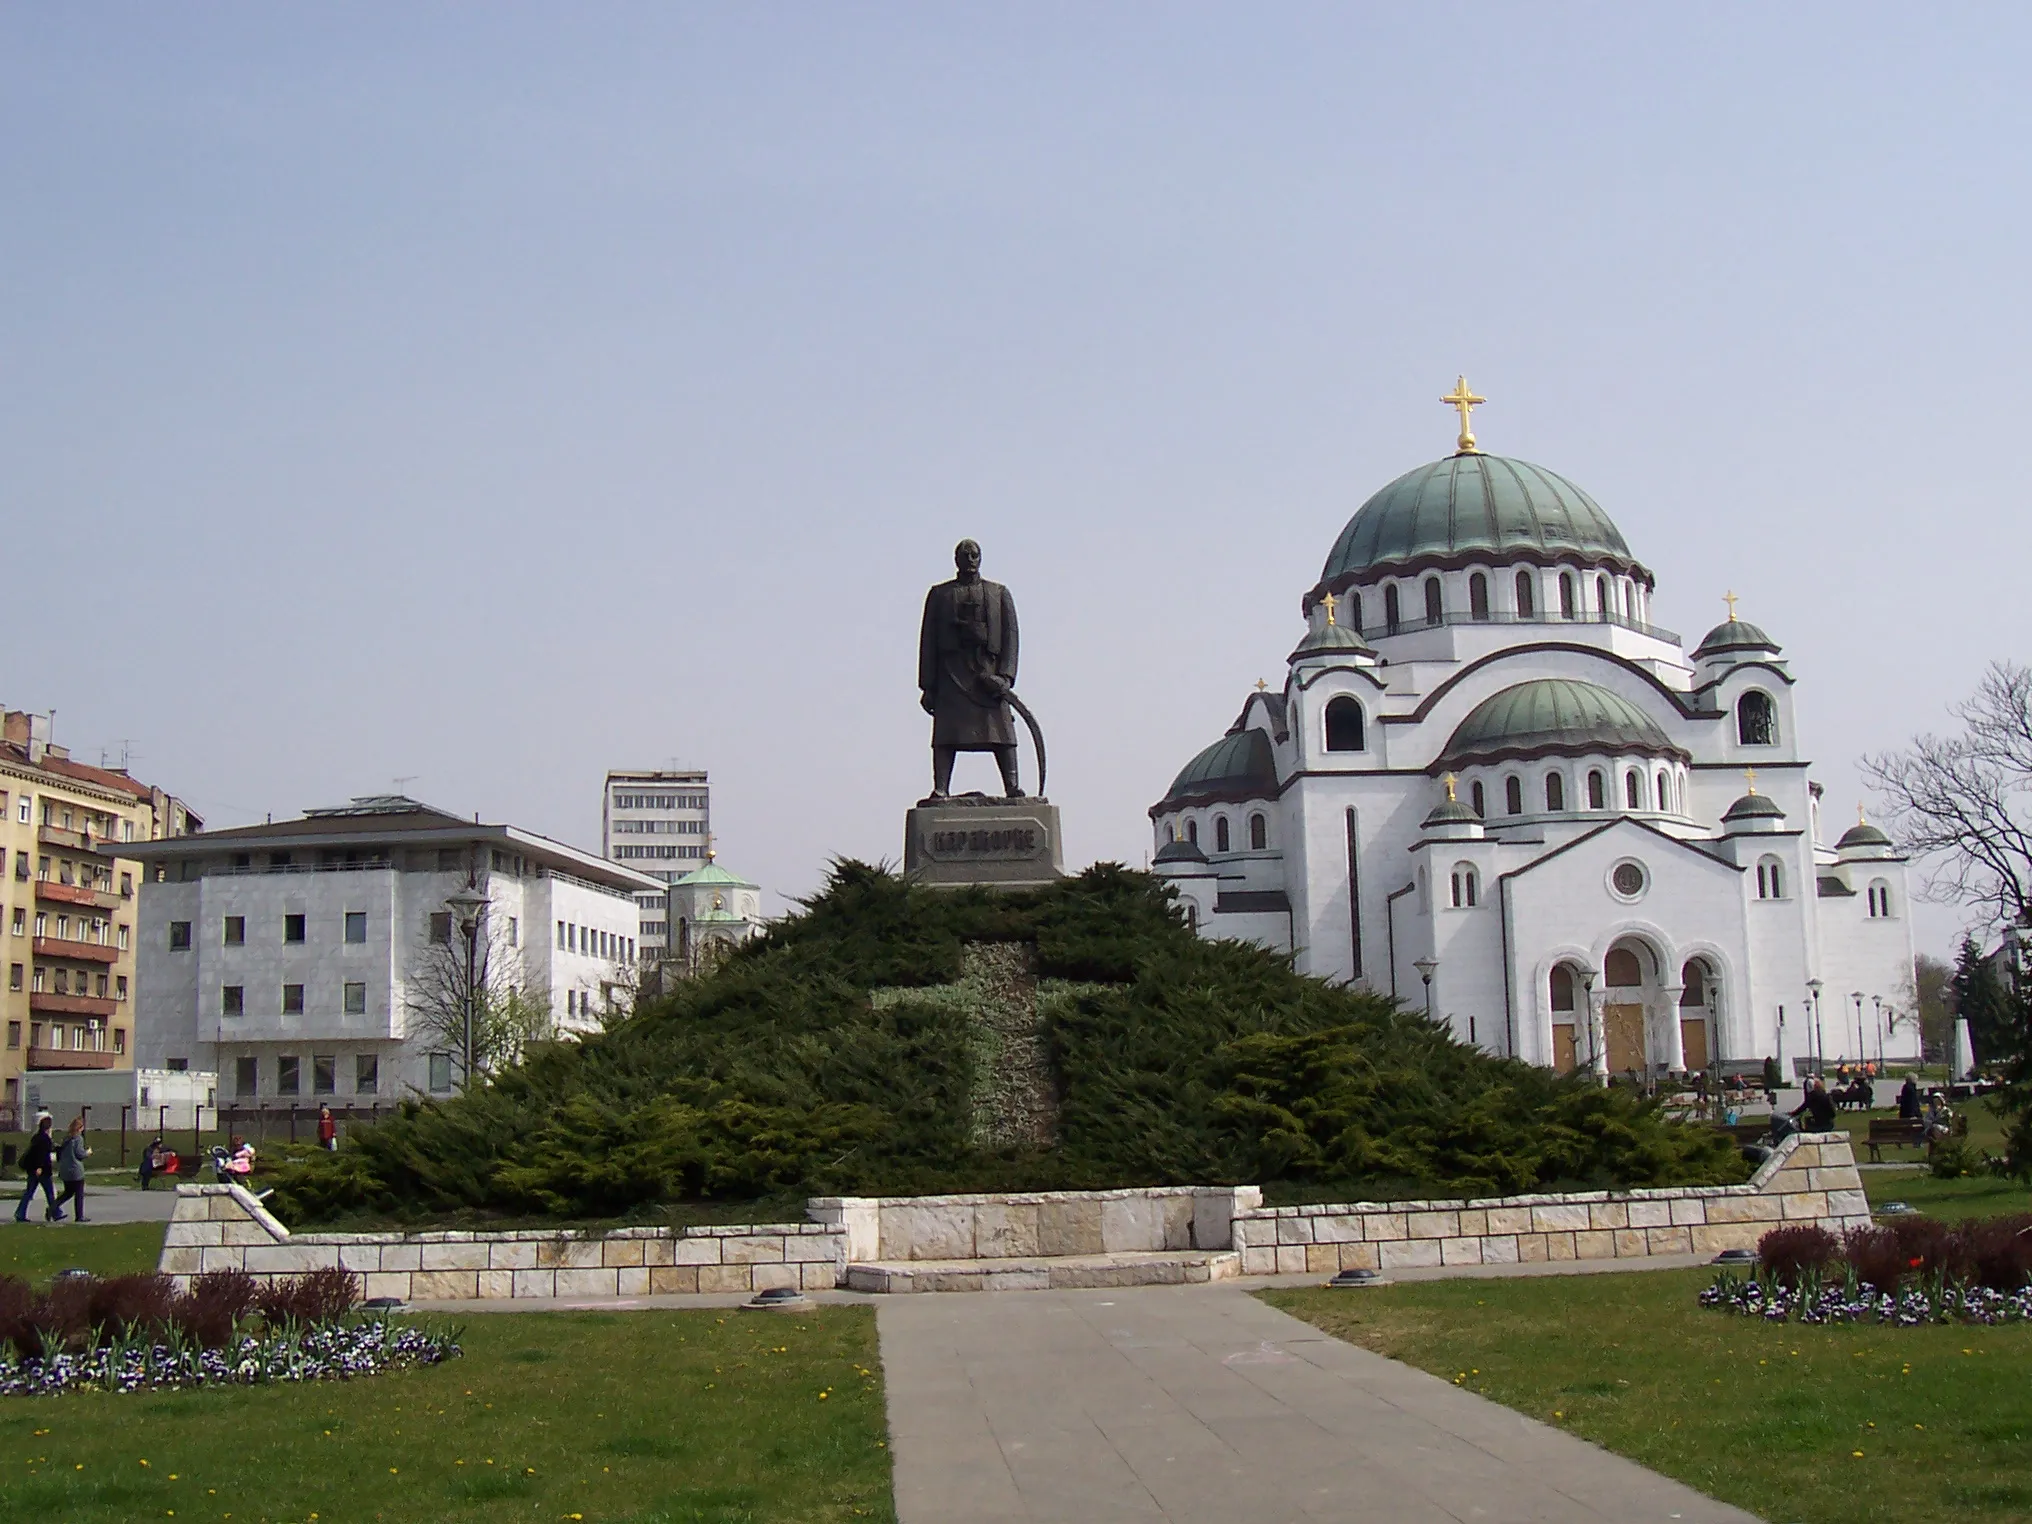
[5,6,2027,959]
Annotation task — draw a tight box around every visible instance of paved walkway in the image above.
[878,1283,1758,1523]
[6,1184,178,1226]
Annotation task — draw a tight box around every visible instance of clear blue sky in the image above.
[5,5,2026,958]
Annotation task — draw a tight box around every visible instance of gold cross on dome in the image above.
[1443,772,1459,802]
[1322,590,1339,626]
[1441,375,1486,455]
[1254,678,1269,692]
[1743,767,1757,795]
[704,831,717,862]
[1724,590,1739,620]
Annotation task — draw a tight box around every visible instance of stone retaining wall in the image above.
[160,1187,844,1301]
[1230,1132,1867,1275]
[807,1185,1261,1263]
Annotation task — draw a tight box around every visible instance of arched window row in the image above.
[1330,567,1652,634]
[1161,810,1277,858]
[1455,760,1687,820]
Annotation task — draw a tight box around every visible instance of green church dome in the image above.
[1160,727,1279,807]
[1319,454,1641,586]
[1437,678,1681,769]
[1693,618,1781,660]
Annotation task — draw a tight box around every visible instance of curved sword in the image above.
[1004,689,1047,800]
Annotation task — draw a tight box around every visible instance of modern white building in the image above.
[601,769,711,958]
[1151,391,1918,1078]
[130,796,659,1105]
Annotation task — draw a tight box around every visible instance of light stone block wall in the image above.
[806,1185,1262,1263]
[160,1186,846,1301]
[1228,1132,1869,1276]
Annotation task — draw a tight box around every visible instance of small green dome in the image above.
[1438,678,1679,769]
[1161,728,1278,807]
[1722,791,1786,824]
[1422,797,1481,829]
[1837,820,1892,850]
[1319,454,1640,586]
[1694,619,1781,659]
[1288,620,1374,662]
[1154,834,1209,866]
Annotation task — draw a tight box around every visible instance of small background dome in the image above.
[1836,819,1893,850]
[1161,728,1278,807]
[1694,618,1781,660]
[1722,790,1787,825]
[1437,678,1681,770]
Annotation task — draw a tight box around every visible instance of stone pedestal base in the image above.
[904,797,1064,888]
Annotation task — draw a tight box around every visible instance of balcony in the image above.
[28,990,118,1018]
[34,879,119,910]
[37,824,111,854]
[26,1046,116,1071]
[33,936,122,965]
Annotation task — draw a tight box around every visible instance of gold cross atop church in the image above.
[1724,590,1740,620]
[1442,375,1486,455]
[1321,590,1339,626]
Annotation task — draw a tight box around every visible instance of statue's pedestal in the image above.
[904,796,1064,889]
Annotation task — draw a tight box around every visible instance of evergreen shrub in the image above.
[266,862,1747,1224]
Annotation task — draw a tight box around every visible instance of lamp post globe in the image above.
[1412,957,1439,1020]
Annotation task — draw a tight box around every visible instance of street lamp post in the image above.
[1578,964,1600,1078]
[1807,979,1825,1078]
[1412,957,1439,1020]
[445,884,488,1089]
[1850,991,1865,1070]
[1872,996,1886,1067]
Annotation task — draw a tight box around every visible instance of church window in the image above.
[1504,776,1523,815]
[1596,574,1610,617]
[1185,819,1198,846]
[1215,816,1231,854]
[1343,589,1362,633]
[1625,770,1642,809]
[1738,691,1778,746]
[1423,577,1443,626]
[1515,570,1535,617]
[1656,771,1671,811]
[1324,696,1364,752]
[1545,772,1565,811]
[1449,863,1478,908]
[1249,813,1268,851]
[1384,584,1401,634]
[1550,964,1576,1011]
[1867,880,1892,918]
[1605,947,1643,987]
[1470,780,1486,818]
[1611,860,1647,898]
[1756,856,1785,900]
[1559,572,1577,620]
[1469,573,1489,620]
[1587,769,1606,810]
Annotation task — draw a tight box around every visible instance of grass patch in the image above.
[0,1223,164,1285]
[1265,1268,2032,1524]
[1863,1170,2032,1221]
[0,1304,893,1524]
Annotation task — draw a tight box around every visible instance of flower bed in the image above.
[1699,1212,2032,1326]
[0,1265,460,1396]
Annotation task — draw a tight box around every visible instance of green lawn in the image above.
[1862,1169,2032,1221]
[0,1222,164,1283]
[0,1304,894,1524]
[1266,1269,2032,1524]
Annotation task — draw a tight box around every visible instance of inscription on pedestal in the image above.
[905,799,1063,888]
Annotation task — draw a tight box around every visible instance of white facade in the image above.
[601,769,711,957]
[22,1066,218,1131]
[131,797,659,1105]
[1152,429,1918,1078]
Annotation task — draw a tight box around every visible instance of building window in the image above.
[1505,776,1523,815]
[170,921,193,951]
[4,1021,16,1049]
[1449,863,1479,908]
[1867,881,1893,918]
[1342,589,1362,633]
[1738,690,1778,746]
[1324,696,1365,752]
[222,985,244,1016]
[1756,857,1785,900]
[1545,773,1565,812]
[1185,819,1198,846]
[1596,574,1610,616]
[344,981,367,1014]
[1423,577,1443,626]
[1384,584,1401,634]
[282,983,305,1015]
[1470,781,1486,819]
[344,911,367,944]
[1249,813,1268,851]
[557,919,567,949]
[312,1055,336,1095]
[1515,570,1535,617]
[1215,816,1231,853]
[223,916,245,947]
[9,908,21,934]
[507,916,519,947]
[1625,770,1642,809]
[7,965,19,992]
[1656,772,1671,811]
[115,975,128,1001]
[428,1053,453,1093]
[235,1056,258,1096]
[277,1056,300,1096]
[33,913,47,939]
[356,1054,379,1095]
[284,914,307,944]
[1587,770,1606,810]
[1469,573,1489,620]
[94,973,108,998]
[1611,860,1648,899]
[114,1027,125,1054]
[1558,572,1576,619]
[117,924,129,951]
[429,912,453,945]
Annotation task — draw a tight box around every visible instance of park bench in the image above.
[1864,1114,1968,1163]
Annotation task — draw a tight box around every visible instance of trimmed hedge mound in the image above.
[266,862,1745,1223]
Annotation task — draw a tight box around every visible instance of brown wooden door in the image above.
[1552,1022,1577,1073]
[1680,1018,1709,1072]
[1605,1003,1647,1075]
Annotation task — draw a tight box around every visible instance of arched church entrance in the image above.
[1549,962,1582,1073]
[1679,958,1719,1072]
[1602,940,1655,1079]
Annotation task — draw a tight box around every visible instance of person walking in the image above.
[316,1104,337,1152]
[1897,1075,1923,1122]
[51,1117,91,1223]
[14,1113,61,1222]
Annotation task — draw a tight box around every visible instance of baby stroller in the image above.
[210,1146,272,1201]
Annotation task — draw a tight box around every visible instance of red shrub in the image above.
[1840,1226,1910,1292]
[1757,1224,1839,1286]
[1886,1215,1959,1278]
[255,1267,359,1326]
[1958,1214,2032,1292]
[86,1274,179,1341]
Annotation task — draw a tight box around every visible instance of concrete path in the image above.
[878,1283,1758,1523]
[5,1183,178,1226]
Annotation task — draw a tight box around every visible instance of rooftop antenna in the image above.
[392,775,418,794]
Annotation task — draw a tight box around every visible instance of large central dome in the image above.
[1320,454,1642,585]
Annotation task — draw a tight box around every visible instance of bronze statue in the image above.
[918,539,1038,798]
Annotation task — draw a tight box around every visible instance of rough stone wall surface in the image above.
[806,1185,1263,1262]
[1228,1133,1868,1276]
[160,1187,845,1300]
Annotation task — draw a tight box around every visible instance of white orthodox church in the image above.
[1152,384,1918,1078]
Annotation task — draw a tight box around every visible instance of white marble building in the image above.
[130,796,659,1103]
[1152,394,1917,1077]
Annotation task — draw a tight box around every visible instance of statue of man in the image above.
[918,538,1022,798]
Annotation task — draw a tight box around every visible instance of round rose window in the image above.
[1611,861,1647,898]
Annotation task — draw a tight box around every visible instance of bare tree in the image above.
[405,909,555,1089]
[1863,661,2032,926]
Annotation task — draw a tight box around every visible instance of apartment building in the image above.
[0,709,201,1123]
[600,770,710,958]
[129,796,658,1105]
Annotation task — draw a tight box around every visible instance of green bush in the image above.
[264,862,1746,1223]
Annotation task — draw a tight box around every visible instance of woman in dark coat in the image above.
[13,1113,60,1222]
